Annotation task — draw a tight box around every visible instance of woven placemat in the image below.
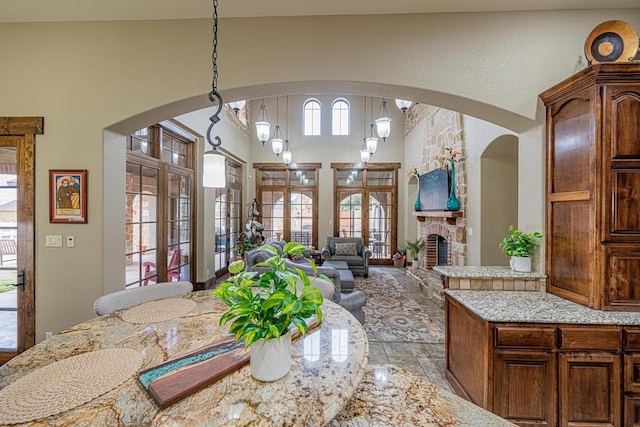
[120,298,196,324]
[0,348,143,425]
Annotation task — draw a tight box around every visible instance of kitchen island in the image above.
[446,289,640,426]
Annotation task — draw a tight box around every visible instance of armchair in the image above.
[321,237,372,278]
[243,247,367,324]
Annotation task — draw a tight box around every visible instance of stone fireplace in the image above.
[407,213,466,307]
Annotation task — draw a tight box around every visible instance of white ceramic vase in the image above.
[250,330,291,382]
[510,256,531,273]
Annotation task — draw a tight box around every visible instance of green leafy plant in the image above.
[498,225,543,258]
[213,242,324,348]
[404,238,426,260]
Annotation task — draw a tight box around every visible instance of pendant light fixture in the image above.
[395,99,412,115]
[374,98,391,141]
[255,99,271,146]
[229,100,246,115]
[360,139,371,163]
[202,0,226,188]
[366,97,378,155]
[360,97,370,163]
[271,97,284,156]
[282,96,292,165]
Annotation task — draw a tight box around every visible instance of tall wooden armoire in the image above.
[540,64,640,311]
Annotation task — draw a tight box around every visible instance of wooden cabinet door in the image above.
[625,396,640,427]
[494,350,556,427]
[601,84,640,243]
[559,352,622,426]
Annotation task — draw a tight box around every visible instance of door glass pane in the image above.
[367,170,394,186]
[338,191,362,238]
[167,172,190,282]
[0,159,17,350]
[369,192,392,259]
[261,191,284,242]
[125,162,159,288]
[290,191,313,247]
[214,191,227,270]
[337,170,362,186]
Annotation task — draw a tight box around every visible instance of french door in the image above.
[214,159,243,276]
[0,119,38,364]
[125,158,194,287]
[254,164,320,249]
[333,165,399,264]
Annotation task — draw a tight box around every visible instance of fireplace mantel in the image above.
[413,211,463,225]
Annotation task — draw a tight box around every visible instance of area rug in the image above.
[353,269,444,344]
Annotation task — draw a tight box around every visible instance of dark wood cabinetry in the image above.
[445,295,630,426]
[540,64,640,311]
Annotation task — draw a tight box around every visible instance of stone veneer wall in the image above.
[409,103,467,267]
[405,103,468,307]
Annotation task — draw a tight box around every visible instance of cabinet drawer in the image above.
[559,326,621,351]
[625,330,640,351]
[625,354,640,393]
[494,326,556,349]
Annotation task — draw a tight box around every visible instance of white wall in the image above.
[463,116,518,265]
[1,9,638,340]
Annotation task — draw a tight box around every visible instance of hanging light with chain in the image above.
[360,97,371,163]
[255,99,271,146]
[365,97,378,155]
[374,98,391,141]
[282,96,292,165]
[270,96,284,156]
[202,0,226,188]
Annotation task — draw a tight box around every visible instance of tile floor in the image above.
[367,267,452,392]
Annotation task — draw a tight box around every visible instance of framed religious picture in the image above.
[49,170,87,223]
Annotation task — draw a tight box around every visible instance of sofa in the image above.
[244,244,367,324]
[322,237,372,278]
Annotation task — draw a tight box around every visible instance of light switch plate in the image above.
[45,235,63,247]
[67,236,75,248]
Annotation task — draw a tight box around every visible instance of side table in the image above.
[310,250,323,266]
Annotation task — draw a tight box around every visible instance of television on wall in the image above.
[418,169,449,211]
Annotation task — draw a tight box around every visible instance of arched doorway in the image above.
[480,135,519,265]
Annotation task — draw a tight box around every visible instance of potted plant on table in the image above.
[498,225,543,272]
[213,242,324,382]
[404,238,425,268]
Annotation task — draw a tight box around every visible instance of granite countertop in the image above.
[330,364,515,426]
[0,292,369,426]
[434,266,546,279]
[446,290,640,325]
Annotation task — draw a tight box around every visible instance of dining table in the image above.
[0,290,369,426]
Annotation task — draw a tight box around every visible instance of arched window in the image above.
[332,99,350,136]
[303,99,321,136]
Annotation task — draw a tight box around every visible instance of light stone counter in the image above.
[433,265,546,279]
[434,266,547,292]
[446,290,640,325]
[330,364,516,426]
[0,291,368,426]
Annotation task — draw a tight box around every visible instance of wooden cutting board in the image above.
[138,316,320,409]
[138,335,249,409]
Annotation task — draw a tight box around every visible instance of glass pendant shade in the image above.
[395,99,412,111]
[271,138,284,155]
[282,140,292,164]
[255,121,271,145]
[366,136,378,154]
[360,146,370,163]
[203,149,226,188]
[374,117,391,140]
